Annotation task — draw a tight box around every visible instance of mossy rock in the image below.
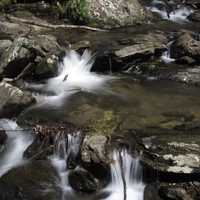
[64,0,151,28]
[88,110,120,136]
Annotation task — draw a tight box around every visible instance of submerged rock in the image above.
[68,167,99,193]
[66,0,151,28]
[0,81,36,118]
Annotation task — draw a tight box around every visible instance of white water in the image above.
[0,119,33,177]
[27,50,111,106]
[161,41,175,63]
[50,132,82,198]
[104,150,145,200]
[148,0,193,23]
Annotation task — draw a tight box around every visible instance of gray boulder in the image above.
[0,81,36,118]
[0,34,62,79]
[171,31,200,64]
[66,0,151,28]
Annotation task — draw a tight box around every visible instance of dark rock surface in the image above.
[171,31,200,64]
[0,161,61,200]
[68,167,99,193]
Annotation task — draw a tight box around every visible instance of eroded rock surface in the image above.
[0,81,35,118]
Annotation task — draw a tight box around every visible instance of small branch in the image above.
[6,15,108,32]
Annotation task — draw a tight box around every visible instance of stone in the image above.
[66,0,151,28]
[0,81,36,118]
[172,67,200,86]
[0,34,62,80]
[81,135,110,179]
[188,11,200,22]
[0,161,61,200]
[68,167,99,193]
[170,31,200,64]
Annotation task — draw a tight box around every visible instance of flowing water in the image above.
[0,119,33,177]
[148,0,193,23]
[27,50,112,107]
[104,150,144,200]
[50,132,82,199]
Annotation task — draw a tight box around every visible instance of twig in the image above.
[6,15,108,32]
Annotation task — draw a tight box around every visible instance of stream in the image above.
[0,0,200,199]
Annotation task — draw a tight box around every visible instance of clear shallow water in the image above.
[20,78,200,131]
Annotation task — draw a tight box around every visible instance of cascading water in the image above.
[148,0,193,23]
[104,149,144,200]
[0,119,33,177]
[27,49,112,106]
[50,132,82,199]
[161,41,175,63]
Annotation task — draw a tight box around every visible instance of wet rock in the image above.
[159,186,193,200]
[93,32,167,72]
[24,122,82,160]
[188,11,200,22]
[0,129,7,152]
[0,161,61,200]
[24,136,53,160]
[0,39,12,56]
[81,135,108,164]
[0,34,62,80]
[0,81,36,118]
[34,54,59,79]
[81,135,110,179]
[114,33,167,59]
[132,127,200,181]
[66,0,151,28]
[170,31,200,64]
[172,67,200,86]
[68,167,99,193]
[144,183,161,200]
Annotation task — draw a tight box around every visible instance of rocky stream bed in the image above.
[0,0,200,200]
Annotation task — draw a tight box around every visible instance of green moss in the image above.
[65,0,89,24]
[0,0,15,9]
[88,111,120,136]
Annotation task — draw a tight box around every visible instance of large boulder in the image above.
[170,31,200,64]
[65,0,151,28]
[0,161,61,200]
[135,127,200,180]
[93,32,168,72]
[68,167,99,193]
[81,135,110,179]
[0,34,62,80]
[0,81,36,118]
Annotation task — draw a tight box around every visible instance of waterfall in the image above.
[104,149,145,200]
[27,49,112,106]
[161,41,175,63]
[0,119,33,177]
[50,132,82,196]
